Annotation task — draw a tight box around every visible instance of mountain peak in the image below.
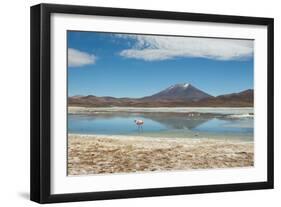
[144,83,212,101]
[168,83,191,90]
[177,83,191,88]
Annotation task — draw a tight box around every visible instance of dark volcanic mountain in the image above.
[68,84,253,107]
[142,83,213,101]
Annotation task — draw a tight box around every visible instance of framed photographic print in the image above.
[30,3,274,203]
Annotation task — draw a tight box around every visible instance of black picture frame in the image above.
[30,3,274,204]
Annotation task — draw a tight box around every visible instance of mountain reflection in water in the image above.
[68,112,253,141]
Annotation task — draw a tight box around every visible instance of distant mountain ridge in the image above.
[68,83,253,107]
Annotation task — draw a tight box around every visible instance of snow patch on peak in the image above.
[166,83,190,90]
[166,85,175,91]
[163,85,174,92]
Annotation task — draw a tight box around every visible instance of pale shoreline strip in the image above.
[68,106,254,115]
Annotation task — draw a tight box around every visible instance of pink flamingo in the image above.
[134,119,144,131]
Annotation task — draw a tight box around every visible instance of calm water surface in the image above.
[68,111,253,141]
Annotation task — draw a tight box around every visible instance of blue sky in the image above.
[68,31,254,98]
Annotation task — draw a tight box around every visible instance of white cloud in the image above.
[117,34,253,61]
[68,48,96,67]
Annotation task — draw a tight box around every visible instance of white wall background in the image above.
[0,0,279,206]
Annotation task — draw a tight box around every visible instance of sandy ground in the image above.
[68,134,254,175]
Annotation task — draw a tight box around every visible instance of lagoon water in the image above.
[68,110,254,141]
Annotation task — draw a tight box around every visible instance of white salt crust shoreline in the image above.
[68,106,254,115]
